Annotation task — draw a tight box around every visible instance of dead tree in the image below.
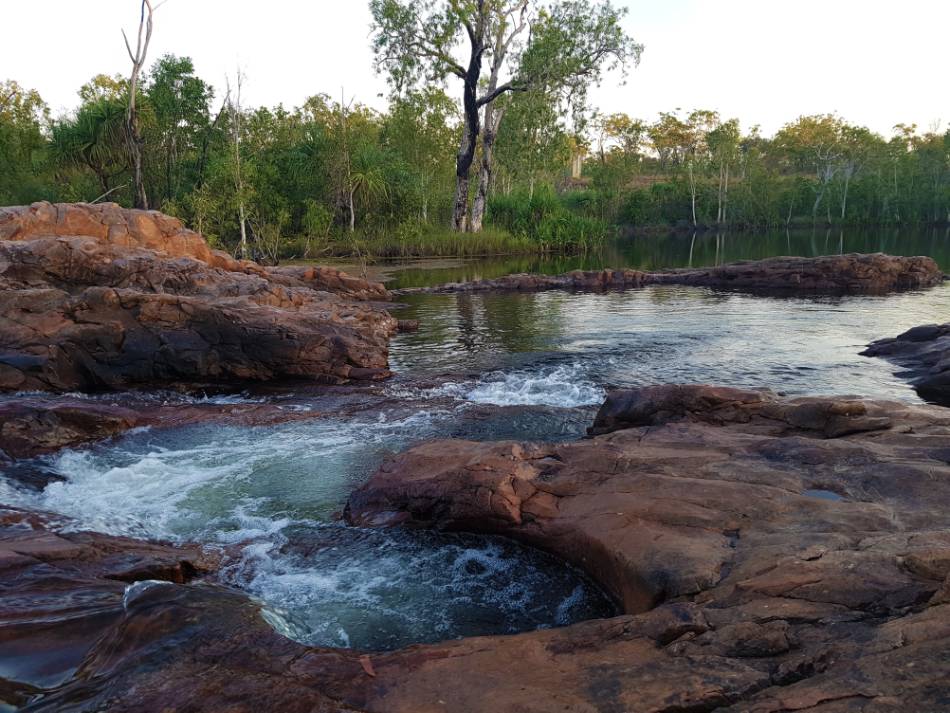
[122,0,157,209]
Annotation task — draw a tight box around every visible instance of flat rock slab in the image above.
[395,253,945,295]
[346,385,950,712]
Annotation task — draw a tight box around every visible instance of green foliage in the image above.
[488,187,609,250]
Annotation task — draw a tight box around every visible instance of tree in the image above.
[0,80,50,203]
[51,96,128,197]
[121,0,157,209]
[773,114,846,224]
[146,55,213,207]
[225,72,249,258]
[370,0,640,232]
[707,117,740,224]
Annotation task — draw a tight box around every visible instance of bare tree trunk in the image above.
[688,161,697,226]
[122,0,155,210]
[723,163,730,224]
[471,105,505,233]
[227,74,248,259]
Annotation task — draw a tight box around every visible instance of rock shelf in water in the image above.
[863,323,950,407]
[2,386,949,711]
[395,252,945,295]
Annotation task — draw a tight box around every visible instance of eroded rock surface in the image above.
[4,386,950,711]
[863,323,950,407]
[346,385,950,711]
[396,252,944,295]
[0,202,396,393]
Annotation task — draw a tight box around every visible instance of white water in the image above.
[1,404,611,651]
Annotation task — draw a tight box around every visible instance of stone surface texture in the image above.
[863,323,950,407]
[3,387,948,711]
[396,253,945,295]
[0,202,396,393]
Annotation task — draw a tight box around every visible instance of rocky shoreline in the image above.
[2,203,950,711]
[2,386,949,711]
[0,202,397,394]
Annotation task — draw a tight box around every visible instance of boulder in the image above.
[0,203,396,392]
[863,323,950,407]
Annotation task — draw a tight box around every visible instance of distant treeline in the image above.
[1,62,947,260]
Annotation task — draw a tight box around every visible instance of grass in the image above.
[282,225,543,260]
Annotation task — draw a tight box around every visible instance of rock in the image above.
[395,253,945,295]
[5,388,950,710]
[0,395,330,462]
[0,203,397,392]
[344,385,950,711]
[863,323,950,407]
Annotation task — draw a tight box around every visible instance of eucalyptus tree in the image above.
[706,117,740,223]
[0,80,49,203]
[145,55,213,206]
[370,0,640,232]
[773,114,846,224]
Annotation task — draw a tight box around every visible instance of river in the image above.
[2,228,948,652]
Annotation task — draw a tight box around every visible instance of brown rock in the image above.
[863,322,950,407]
[0,203,397,392]
[396,253,945,295]
[5,387,950,710]
[343,385,950,711]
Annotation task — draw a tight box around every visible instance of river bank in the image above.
[1,203,949,711]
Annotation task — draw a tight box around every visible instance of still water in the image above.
[383,226,950,288]
[2,229,948,651]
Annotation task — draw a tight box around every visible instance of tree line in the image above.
[0,0,947,262]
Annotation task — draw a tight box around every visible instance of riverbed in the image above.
[2,231,948,652]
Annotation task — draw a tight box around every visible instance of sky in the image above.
[2,0,947,138]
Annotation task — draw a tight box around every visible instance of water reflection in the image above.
[385,225,950,289]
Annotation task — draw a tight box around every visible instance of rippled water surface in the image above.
[3,234,949,651]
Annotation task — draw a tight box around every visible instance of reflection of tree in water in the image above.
[453,293,567,355]
[389,226,949,290]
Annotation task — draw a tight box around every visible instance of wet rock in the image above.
[4,388,950,710]
[0,202,397,392]
[863,322,950,407]
[0,395,333,462]
[396,253,945,295]
[344,385,950,711]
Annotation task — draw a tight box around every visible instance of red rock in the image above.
[0,203,397,392]
[5,386,950,710]
[397,253,945,295]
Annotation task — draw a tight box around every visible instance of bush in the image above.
[488,187,609,250]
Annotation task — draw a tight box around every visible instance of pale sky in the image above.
[2,0,947,138]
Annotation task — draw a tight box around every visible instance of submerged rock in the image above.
[396,252,945,295]
[863,323,950,407]
[0,202,396,393]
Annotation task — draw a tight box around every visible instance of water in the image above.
[2,230,949,652]
[382,225,950,289]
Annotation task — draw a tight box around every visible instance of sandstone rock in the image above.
[5,388,950,711]
[396,253,945,295]
[863,323,950,407]
[0,203,396,392]
[344,385,950,711]
[0,396,329,461]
